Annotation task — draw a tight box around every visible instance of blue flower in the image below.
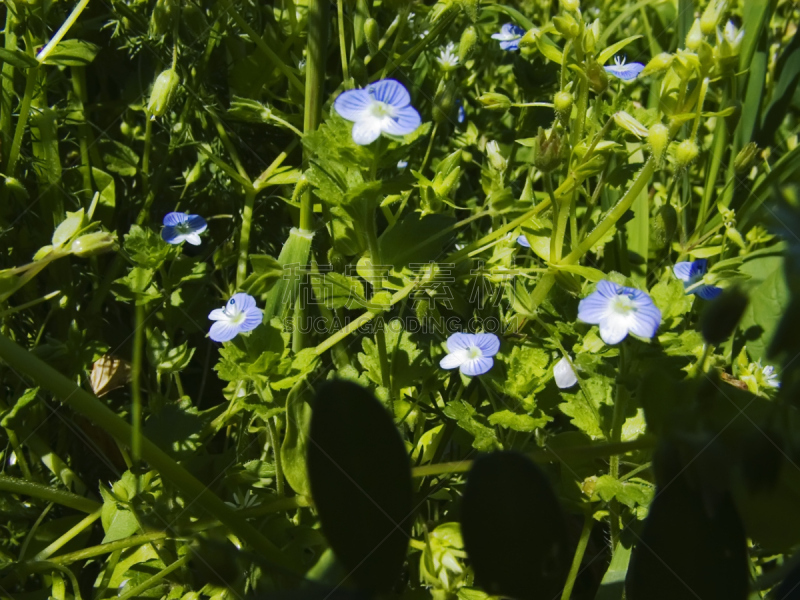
[456,99,466,124]
[208,293,263,342]
[673,259,722,300]
[439,332,500,376]
[604,56,645,81]
[161,212,207,245]
[333,79,422,145]
[516,234,531,248]
[578,280,661,345]
[492,23,525,51]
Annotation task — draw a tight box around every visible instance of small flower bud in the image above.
[554,91,573,123]
[553,14,580,39]
[584,20,601,54]
[4,176,29,200]
[613,111,649,138]
[364,18,379,55]
[433,80,457,124]
[648,123,670,163]
[734,142,758,173]
[150,0,179,38]
[70,232,116,257]
[674,139,699,169]
[700,287,748,345]
[640,52,674,77]
[147,69,180,118]
[459,26,478,62]
[650,204,677,251]
[486,140,507,172]
[477,92,512,111]
[561,0,580,12]
[686,18,703,51]
[327,248,346,273]
[518,27,541,50]
[533,128,563,173]
[700,0,727,36]
[586,60,608,94]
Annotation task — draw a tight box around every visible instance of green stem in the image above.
[337,0,349,84]
[237,186,256,288]
[374,11,456,82]
[33,508,102,561]
[5,65,38,178]
[0,474,100,513]
[117,554,191,600]
[561,509,594,600]
[142,115,153,186]
[267,417,284,497]
[131,302,144,463]
[0,334,301,576]
[608,344,629,553]
[0,6,18,156]
[34,0,91,63]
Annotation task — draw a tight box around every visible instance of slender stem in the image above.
[561,509,594,600]
[608,344,628,553]
[420,122,438,173]
[237,186,256,288]
[267,418,285,497]
[0,474,100,513]
[117,554,191,600]
[513,102,555,108]
[35,0,91,63]
[131,302,144,463]
[337,0,349,83]
[33,508,102,561]
[142,115,153,187]
[5,65,38,178]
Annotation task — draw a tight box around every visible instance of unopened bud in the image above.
[586,60,608,94]
[150,0,178,37]
[686,18,703,51]
[640,52,674,77]
[327,248,346,273]
[562,0,580,12]
[584,20,601,54]
[459,26,478,62]
[147,69,180,118]
[701,287,748,345]
[554,91,573,123]
[734,142,758,173]
[70,232,116,257]
[433,80,457,124]
[533,128,563,172]
[364,18,379,54]
[674,139,699,168]
[553,14,580,39]
[700,0,727,36]
[477,92,511,111]
[518,27,541,50]
[486,141,507,172]
[648,123,670,163]
[613,111,649,138]
[650,204,677,250]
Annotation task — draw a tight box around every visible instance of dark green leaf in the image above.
[280,379,313,497]
[42,39,100,66]
[0,47,39,69]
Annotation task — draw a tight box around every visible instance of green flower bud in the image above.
[649,204,677,251]
[459,26,478,62]
[674,139,699,169]
[700,287,748,345]
[147,69,180,118]
[554,91,573,123]
[553,14,580,40]
[518,27,541,50]
[533,128,563,173]
[415,297,431,322]
[70,232,117,257]
[327,248,346,273]
[477,92,512,111]
[586,60,608,94]
[3,176,29,200]
[486,140,507,172]
[700,0,727,36]
[686,18,703,51]
[150,0,179,38]
[562,0,580,12]
[648,123,670,163]
[640,52,674,77]
[613,111,649,139]
[364,18,379,55]
[433,80,457,124]
[734,142,758,173]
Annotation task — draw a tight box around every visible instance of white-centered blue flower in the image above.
[604,56,645,81]
[440,332,500,376]
[516,234,531,248]
[578,280,661,345]
[492,23,525,51]
[673,259,722,300]
[161,212,207,245]
[208,293,263,342]
[333,79,422,145]
[554,356,578,389]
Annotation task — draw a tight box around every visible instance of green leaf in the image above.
[311,271,365,309]
[594,539,631,600]
[280,379,313,497]
[501,345,549,399]
[461,452,570,600]
[123,225,173,269]
[739,259,789,362]
[0,47,39,69]
[597,35,643,65]
[98,139,139,176]
[52,210,85,248]
[487,410,550,432]
[242,254,282,298]
[559,376,613,440]
[443,400,499,451]
[1,387,39,428]
[146,328,195,373]
[41,39,100,66]
[307,381,413,592]
[358,319,428,391]
[649,278,692,323]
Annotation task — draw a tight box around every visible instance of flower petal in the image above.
[578,292,610,324]
[461,356,494,376]
[440,349,469,370]
[367,79,411,108]
[599,315,630,345]
[554,356,578,389]
[604,63,645,81]
[517,235,531,248]
[351,119,383,145]
[208,308,228,321]
[184,232,202,246]
[230,293,256,312]
[240,308,264,332]
[161,226,183,244]
[333,89,372,121]
[499,39,521,51]
[628,303,661,339]
[673,261,694,282]
[382,105,422,136]
[186,215,208,233]
[210,320,241,343]
[688,259,708,280]
[695,285,722,300]
[163,212,188,227]
[446,332,474,352]
[474,333,500,357]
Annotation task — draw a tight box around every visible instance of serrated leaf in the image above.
[488,410,549,432]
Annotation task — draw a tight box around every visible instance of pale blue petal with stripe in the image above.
[368,79,411,108]
[604,62,645,81]
[334,89,372,121]
[461,356,494,376]
[474,333,500,357]
[383,105,422,136]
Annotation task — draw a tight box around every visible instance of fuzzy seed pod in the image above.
[477,93,512,111]
[459,26,478,62]
[734,142,758,174]
[554,91,573,123]
[648,123,670,163]
[674,139,699,169]
[147,69,180,118]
